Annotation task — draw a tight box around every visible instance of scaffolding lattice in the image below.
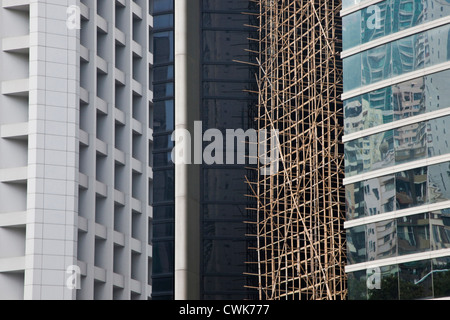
[246,0,347,300]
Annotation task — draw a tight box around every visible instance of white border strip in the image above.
[342,61,450,101]
[340,0,385,17]
[345,248,450,273]
[343,107,450,143]
[341,16,450,59]
[345,200,450,229]
[343,153,450,185]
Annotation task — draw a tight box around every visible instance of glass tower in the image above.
[342,0,450,299]
[151,0,258,300]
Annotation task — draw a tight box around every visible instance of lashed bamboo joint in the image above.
[246,0,347,300]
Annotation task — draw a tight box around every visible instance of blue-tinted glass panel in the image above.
[343,0,450,50]
[153,14,174,30]
[343,24,450,92]
[343,54,362,92]
[154,32,174,64]
[343,11,361,50]
[362,42,392,86]
[154,65,174,82]
[154,100,174,133]
[153,0,174,13]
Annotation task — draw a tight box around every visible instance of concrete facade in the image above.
[0,0,153,300]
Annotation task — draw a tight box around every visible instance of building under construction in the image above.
[247,0,347,300]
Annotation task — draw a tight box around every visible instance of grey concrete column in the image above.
[174,0,201,300]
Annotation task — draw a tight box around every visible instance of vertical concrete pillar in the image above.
[174,0,201,300]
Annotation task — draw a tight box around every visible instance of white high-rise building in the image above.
[0,0,153,300]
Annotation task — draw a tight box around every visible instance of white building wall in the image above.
[0,0,153,300]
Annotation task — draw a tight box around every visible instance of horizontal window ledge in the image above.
[131,2,143,20]
[0,122,28,140]
[79,129,89,147]
[342,61,450,101]
[114,107,126,126]
[96,139,108,157]
[80,2,89,20]
[342,16,450,59]
[0,167,27,184]
[113,231,125,247]
[80,45,89,62]
[0,256,25,273]
[94,266,106,283]
[131,198,142,213]
[1,0,30,11]
[130,279,142,294]
[80,87,89,104]
[96,15,108,34]
[343,107,450,142]
[95,180,108,198]
[96,56,108,74]
[114,189,125,206]
[340,0,384,17]
[78,216,88,232]
[344,153,450,185]
[132,158,143,174]
[114,148,126,166]
[2,35,29,54]
[78,172,88,189]
[131,238,142,254]
[345,199,450,229]
[115,28,126,46]
[113,273,125,289]
[1,79,29,96]
[95,223,107,240]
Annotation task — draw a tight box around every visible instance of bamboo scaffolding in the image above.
[246,0,347,300]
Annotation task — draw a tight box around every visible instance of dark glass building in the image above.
[342,0,450,300]
[151,0,258,300]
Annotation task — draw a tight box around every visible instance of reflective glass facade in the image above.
[344,23,450,92]
[343,0,450,300]
[200,0,258,299]
[343,0,450,51]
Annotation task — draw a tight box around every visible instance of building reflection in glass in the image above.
[348,257,450,299]
[397,213,430,255]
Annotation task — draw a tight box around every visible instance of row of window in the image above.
[344,68,450,135]
[348,210,450,264]
[348,256,450,299]
[343,0,450,51]
[345,115,450,177]
[347,161,450,220]
[343,23,450,92]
